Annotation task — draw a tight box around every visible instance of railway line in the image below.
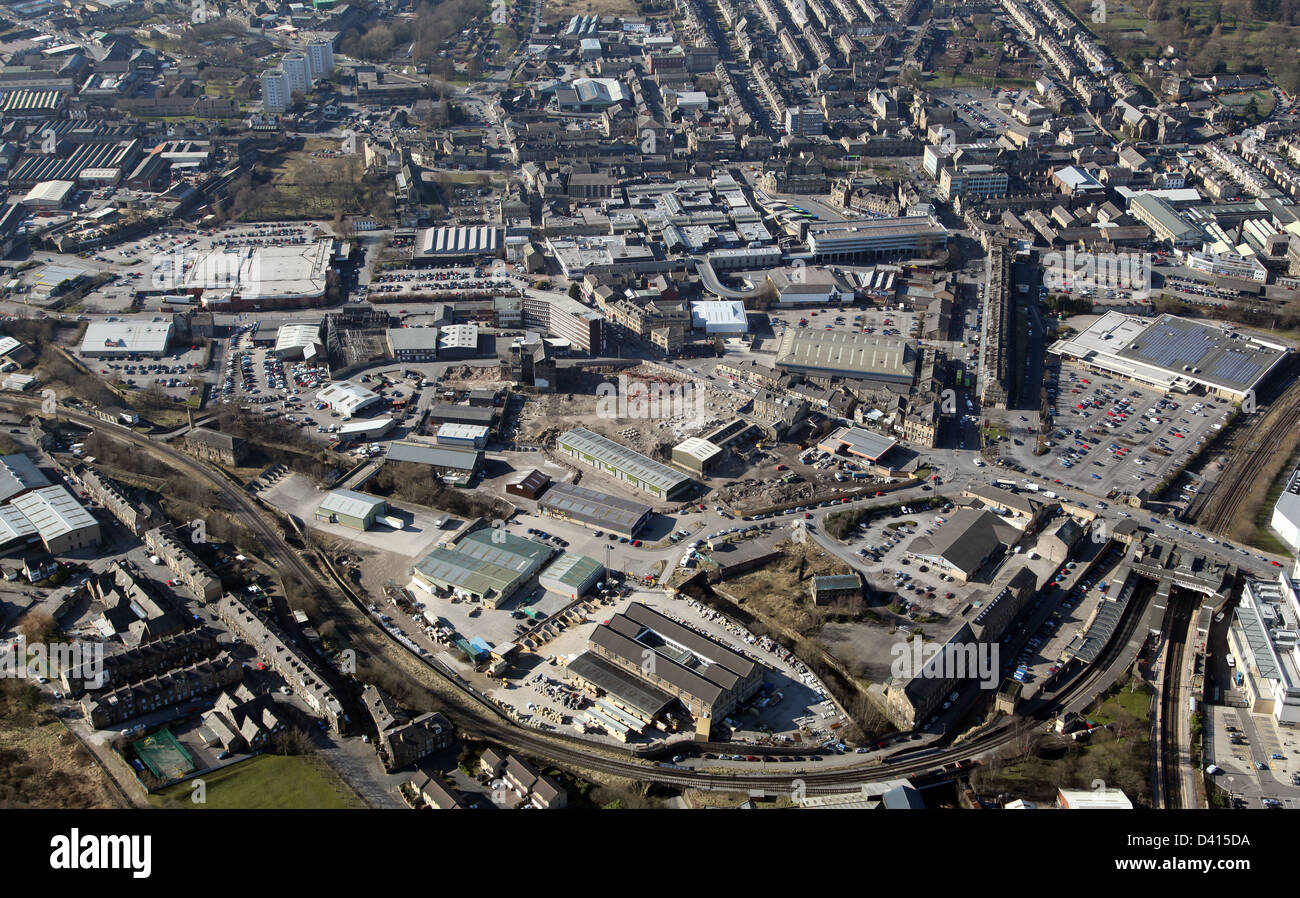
[1157,596,1195,809]
[1193,379,1300,536]
[4,395,1161,798]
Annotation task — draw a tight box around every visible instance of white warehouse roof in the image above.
[80,319,173,355]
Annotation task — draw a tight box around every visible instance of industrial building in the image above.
[410,529,554,607]
[435,423,490,450]
[316,381,382,418]
[556,428,693,500]
[438,324,482,360]
[672,437,723,477]
[385,441,482,486]
[776,329,918,387]
[273,324,323,360]
[506,469,552,500]
[537,480,653,539]
[182,240,333,307]
[314,489,387,531]
[538,552,605,600]
[1227,565,1300,727]
[80,319,174,358]
[387,327,438,361]
[1049,311,1289,402]
[416,226,504,259]
[427,404,496,428]
[22,179,74,209]
[690,301,747,334]
[573,602,765,737]
[8,485,101,553]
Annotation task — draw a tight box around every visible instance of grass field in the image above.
[543,0,639,22]
[150,754,365,809]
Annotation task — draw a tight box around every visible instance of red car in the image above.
[1272,560,1283,567]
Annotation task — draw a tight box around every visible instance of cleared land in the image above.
[543,0,639,22]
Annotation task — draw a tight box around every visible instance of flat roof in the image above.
[436,423,490,441]
[183,240,332,300]
[80,320,173,355]
[1050,310,1288,396]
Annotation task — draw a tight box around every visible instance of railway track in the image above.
[1195,380,1300,536]
[1157,596,1194,810]
[8,396,1162,797]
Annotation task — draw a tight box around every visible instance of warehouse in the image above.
[273,324,323,360]
[776,329,918,387]
[428,404,495,428]
[538,552,605,600]
[22,179,74,209]
[80,319,174,358]
[386,327,437,361]
[690,301,748,334]
[336,418,395,441]
[805,216,949,262]
[316,381,381,418]
[1048,311,1289,401]
[538,480,652,540]
[182,240,333,306]
[435,423,490,449]
[314,489,387,531]
[438,324,482,360]
[410,529,554,607]
[506,469,552,500]
[416,225,503,259]
[556,428,693,500]
[672,437,723,477]
[8,485,101,553]
[577,602,765,737]
[385,441,482,485]
[766,266,854,304]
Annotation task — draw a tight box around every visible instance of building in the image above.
[1227,568,1300,727]
[144,525,221,602]
[22,179,74,209]
[556,428,694,500]
[9,486,100,553]
[435,423,490,450]
[1272,466,1300,554]
[538,552,605,600]
[273,324,323,360]
[261,68,289,113]
[437,324,482,360]
[80,319,173,358]
[314,489,386,531]
[521,291,604,354]
[575,602,765,737]
[361,684,454,771]
[1048,311,1289,402]
[181,428,248,466]
[427,404,496,428]
[281,52,312,95]
[505,469,552,500]
[776,329,918,387]
[416,226,503,260]
[805,216,949,262]
[537,480,652,540]
[817,427,898,463]
[766,266,854,305]
[1057,787,1134,809]
[672,437,723,478]
[316,381,382,418]
[307,40,335,80]
[811,574,862,606]
[939,164,1009,201]
[690,301,747,334]
[387,327,437,361]
[73,466,163,537]
[497,753,567,808]
[410,528,554,607]
[216,592,345,730]
[385,440,482,486]
[1129,193,1202,247]
[182,240,333,308]
[80,654,240,728]
[905,509,1019,582]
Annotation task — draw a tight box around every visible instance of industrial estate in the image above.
[0,0,1299,827]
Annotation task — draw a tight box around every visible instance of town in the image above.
[0,0,1298,819]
